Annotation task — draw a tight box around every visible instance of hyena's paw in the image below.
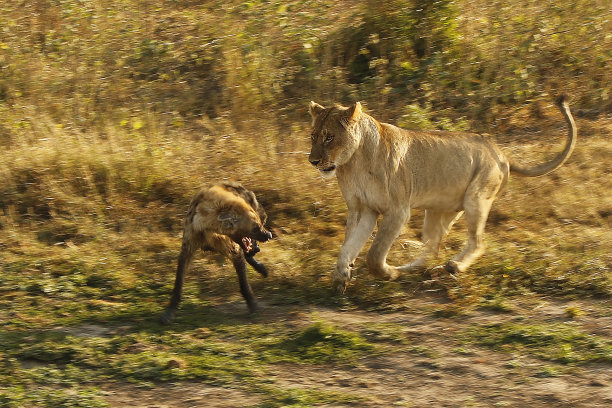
[247,301,260,314]
[160,307,176,325]
[246,256,268,278]
[254,263,269,278]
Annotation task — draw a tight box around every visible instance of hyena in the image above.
[161,182,273,324]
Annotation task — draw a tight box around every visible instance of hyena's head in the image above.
[215,189,272,254]
[218,182,268,227]
[308,101,363,179]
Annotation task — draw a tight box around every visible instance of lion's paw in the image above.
[332,278,349,294]
[381,267,400,281]
[429,264,458,284]
[443,261,460,275]
[332,265,352,294]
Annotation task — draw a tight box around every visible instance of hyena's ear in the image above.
[309,101,325,121]
[218,212,239,230]
[246,191,268,224]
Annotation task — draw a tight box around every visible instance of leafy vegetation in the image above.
[0,0,611,406]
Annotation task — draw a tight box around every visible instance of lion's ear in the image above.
[309,101,325,120]
[346,102,362,123]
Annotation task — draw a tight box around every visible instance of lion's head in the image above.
[308,101,362,179]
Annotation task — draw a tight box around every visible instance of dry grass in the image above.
[1,105,610,306]
[2,78,611,408]
[1,1,611,406]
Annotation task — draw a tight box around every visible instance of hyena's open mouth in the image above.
[240,237,262,257]
[241,237,254,252]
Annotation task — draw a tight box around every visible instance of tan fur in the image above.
[308,98,577,293]
[188,185,263,246]
[161,182,272,323]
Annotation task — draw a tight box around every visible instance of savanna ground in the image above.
[1,1,611,407]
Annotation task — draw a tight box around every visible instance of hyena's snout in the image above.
[242,227,272,257]
[254,227,273,242]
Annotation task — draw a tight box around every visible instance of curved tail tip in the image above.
[556,94,569,107]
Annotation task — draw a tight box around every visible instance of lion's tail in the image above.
[510,95,577,177]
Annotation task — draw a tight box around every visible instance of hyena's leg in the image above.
[161,240,197,324]
[232,253,258,313]
[334,207,378,293]
[366,210,410,281]
[246,256,268,277]
[207,234,259,313]
[399,209,462,272]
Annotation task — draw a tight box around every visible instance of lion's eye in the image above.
[324,134,334,143]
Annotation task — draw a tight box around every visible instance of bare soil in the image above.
[96,297,612,407]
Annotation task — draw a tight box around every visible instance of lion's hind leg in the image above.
[366,210,409,281]
[444,192,499,275]
[437,165,504,275]
[446,202,491,274]
[399,209,462,273]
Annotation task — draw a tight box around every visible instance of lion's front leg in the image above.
[334,208,378,293]
[366,210,410,281]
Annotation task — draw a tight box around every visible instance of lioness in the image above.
[308,97,576,293]
[161,182,273,324]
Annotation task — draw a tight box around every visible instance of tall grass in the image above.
[1,1,610,127]
[0,0,610,309]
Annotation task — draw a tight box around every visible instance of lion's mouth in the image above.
[321,164,336,173]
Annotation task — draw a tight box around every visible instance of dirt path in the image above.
[101,383,264,408]
[96,297,611,408]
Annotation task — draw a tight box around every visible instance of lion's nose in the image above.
[309,159,320,166]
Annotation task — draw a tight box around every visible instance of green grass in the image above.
[263,321,375,364]
[462,322,612,364]
[0,311,376,406]
[255,386,364,408]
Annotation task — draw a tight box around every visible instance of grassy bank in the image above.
[1,0,611,406]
